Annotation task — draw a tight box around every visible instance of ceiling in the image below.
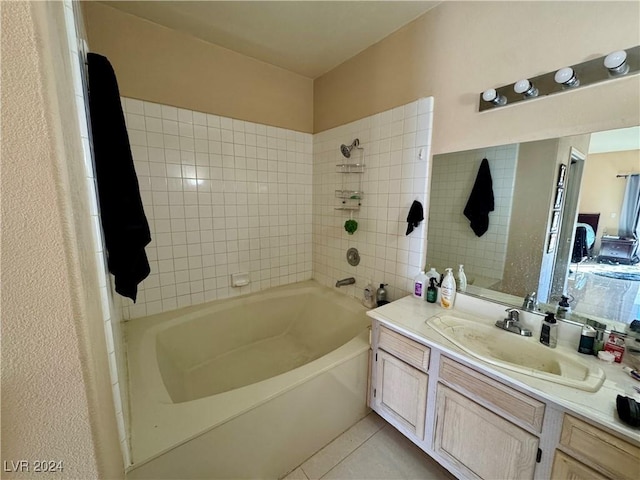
[589,126,640,154]
[101,1,440,78]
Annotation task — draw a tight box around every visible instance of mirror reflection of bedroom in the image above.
[569,126,640,323]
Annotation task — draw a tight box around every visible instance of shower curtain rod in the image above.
[616,173,640,178]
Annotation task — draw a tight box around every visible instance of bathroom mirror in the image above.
[426,126,640,329]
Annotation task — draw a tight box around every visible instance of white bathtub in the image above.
[125,281,371,479]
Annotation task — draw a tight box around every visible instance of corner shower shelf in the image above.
[335,190,364,200]
[336,163,365,173]
[336,155,365,213]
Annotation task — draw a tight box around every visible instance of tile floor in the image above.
[281,413,454,480]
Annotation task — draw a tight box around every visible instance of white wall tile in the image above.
[123,98,313,318]
[312,98,434,302]
[427,144,518,285]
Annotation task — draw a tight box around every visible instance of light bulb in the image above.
[554,67,580,88]
[482,88,507,106]
[604,50,629,75]
[514,79,538,97]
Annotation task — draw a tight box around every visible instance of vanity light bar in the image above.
[479,45,640,111]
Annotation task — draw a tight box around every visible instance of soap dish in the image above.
[598,351,615,364]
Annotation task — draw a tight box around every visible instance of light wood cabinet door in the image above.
[373,350,428,440]
[559,414,640,480]
[551,451,609,480]
[434,384,539,480]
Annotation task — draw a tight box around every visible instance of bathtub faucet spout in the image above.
[335,277,356,288]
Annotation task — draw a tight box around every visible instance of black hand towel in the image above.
[463,158,494,237]
[87,53,151,302]
[406,200,424,235]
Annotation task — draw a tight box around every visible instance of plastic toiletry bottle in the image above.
[426,278,438,303]
[413,271,427,299]
[363,282,377,309]
[457,265,467,292]
[376,283,389,307]
[578,325,596,354]
[425,267,440,285]
[557,295,571,319]
[623,366,640,381]
[539,312,558,348]
[440,268,456,309]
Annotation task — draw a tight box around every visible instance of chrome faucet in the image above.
[495,308,532,336]
[335,277,356,287]
[522,291,538,311]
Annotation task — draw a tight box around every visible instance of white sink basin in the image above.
[427,314,605,392]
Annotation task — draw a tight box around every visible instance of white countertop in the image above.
[367,293,640,444]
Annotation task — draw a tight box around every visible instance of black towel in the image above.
[463,158,494,237]
[406,200,424,235]
[87,53,151,302]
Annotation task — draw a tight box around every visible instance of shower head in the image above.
[340,138,360,158]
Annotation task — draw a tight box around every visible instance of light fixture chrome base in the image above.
[479,45,640,111]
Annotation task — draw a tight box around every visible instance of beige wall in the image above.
[546,134,592,300]
[580,150,640,249]
[502,139,559,297]
[314,1,640,151]
[1,2,122,478]
[82,2,313,133]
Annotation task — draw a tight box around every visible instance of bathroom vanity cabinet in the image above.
[368,318,640,480]
[372,326,430,441]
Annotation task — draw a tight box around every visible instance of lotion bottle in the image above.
[457,265,467,292]
[440,268,456,309]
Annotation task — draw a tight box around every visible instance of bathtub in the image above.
[125,281,371,479]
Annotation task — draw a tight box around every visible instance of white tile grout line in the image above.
[299,414,387,480]
[312,424,390,480]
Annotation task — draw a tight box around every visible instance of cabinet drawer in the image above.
[603,247,626,258]
[378,325,430,372]
[551,451,609,480]
[439,356,545,432]
[559,414,640,480]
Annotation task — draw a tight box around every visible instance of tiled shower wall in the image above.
[312,98,434,302]
[121,98,313,319]
[427,144,518,286]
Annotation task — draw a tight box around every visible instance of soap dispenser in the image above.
[540,312,558,348]
[557,295,571,319]
[376,283,389,307]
